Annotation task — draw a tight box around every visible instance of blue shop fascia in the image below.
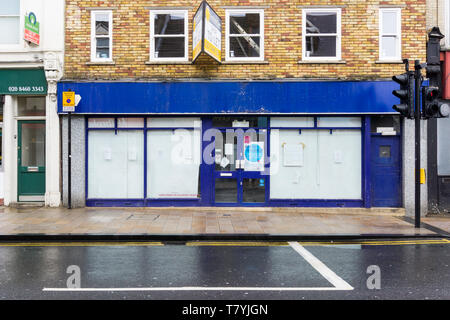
[57,79,403,208]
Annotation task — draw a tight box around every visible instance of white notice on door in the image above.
[225,143,234,155]
[220,156,230,168]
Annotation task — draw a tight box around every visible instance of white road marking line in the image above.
[43,286,348,292]
[288,241,353,291]
[43,242,354,292]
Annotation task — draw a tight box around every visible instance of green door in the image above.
[18,121,45,202]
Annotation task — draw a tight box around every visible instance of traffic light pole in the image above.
[414,60,422,228]
[68,111,72,210]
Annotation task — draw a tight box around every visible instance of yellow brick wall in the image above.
[64,0,426,80]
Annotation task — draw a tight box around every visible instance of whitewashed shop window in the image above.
[270,117,315,128]
[150,10,188,62]
[317,117,361,128]
[88,130,144,199]
[88,118,115,128]
[302,8,341,61]
[379,8,401,61]
[270,129,361,200]
[225,9,264,61]
[147,128,201,199]
[0,0,20,45]
[91,11,113,62]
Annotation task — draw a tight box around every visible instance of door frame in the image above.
[212,127,269,206]
[17,120,46,202]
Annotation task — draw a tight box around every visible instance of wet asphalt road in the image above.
[0,239,449,300]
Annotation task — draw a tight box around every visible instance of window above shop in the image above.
[302,8,341,61]
[17,97,45,117]
[379,8,401,61]
[149,10,188,62]
[445,0,450,48]
[0,0,20,45]
[91,10,113,62]
[225,9,264,62]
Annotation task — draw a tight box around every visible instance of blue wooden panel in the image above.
[58,80,399,114]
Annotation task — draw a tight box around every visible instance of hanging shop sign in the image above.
[0,69,47,95]
[192,1,222,63]
[24,12,40,45]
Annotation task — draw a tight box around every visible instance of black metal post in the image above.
[414,60,421,228]
[68,111,72,209]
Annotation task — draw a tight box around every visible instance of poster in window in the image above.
[244,141,264,171]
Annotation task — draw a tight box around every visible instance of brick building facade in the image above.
[64,0,426,80]
[59,0,428,212]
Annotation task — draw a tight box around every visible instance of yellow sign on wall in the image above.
[62,91,75,112]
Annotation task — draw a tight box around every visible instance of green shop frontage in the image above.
[0,69,48,204]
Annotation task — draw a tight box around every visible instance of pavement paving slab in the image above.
[0,206,446,238]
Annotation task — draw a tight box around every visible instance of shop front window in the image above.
[0,125,2,167]
[88,130,144,199]
[87,117,201,201]
[147,118,201,199]
[270,117,362,200]
[371,115,401,134]
[0,96,3,168]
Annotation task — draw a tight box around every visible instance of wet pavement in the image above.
[0,239,449,300]
[0,206,443,237]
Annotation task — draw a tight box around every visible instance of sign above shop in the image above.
[192,1,222,63]
[0,69,47,95]
[24,12,40,45]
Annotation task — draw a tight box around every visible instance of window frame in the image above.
[0,0,22,50]
[90,10,113,63]
[445,0,450,48]
[225,8,265,62]
[302,8,342,61]
[379,8,402,61]
[0,122,3,171]
[149,9,189,62]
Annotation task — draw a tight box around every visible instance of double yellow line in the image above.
[186,239,450,247]
[0,241,164,247]
[0,239,448,247]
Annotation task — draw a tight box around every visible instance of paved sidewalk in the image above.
[0,206,445,238]
[423,214,450,234]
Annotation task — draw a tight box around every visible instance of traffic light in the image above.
[422,86,450,119]
[392,72,414,119]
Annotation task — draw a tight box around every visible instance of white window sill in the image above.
[375,60,404,64]
[298,60,346,64]
[145,61,191,65]
[223,60,269,64]
[86,61,115,65]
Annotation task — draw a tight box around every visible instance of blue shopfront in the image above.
[58,80,403,208]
